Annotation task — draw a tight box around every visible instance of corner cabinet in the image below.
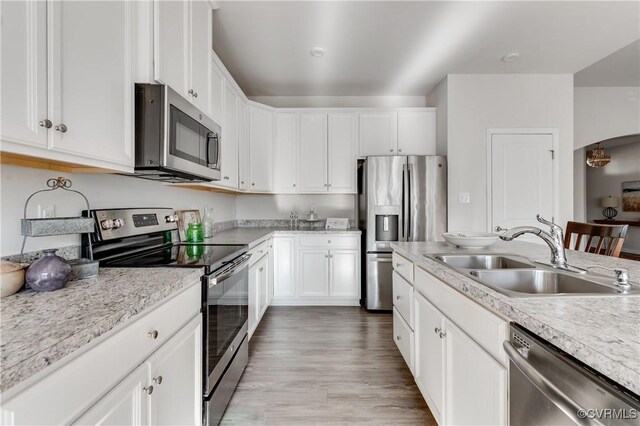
[249,104,275,192]
[392,253,508,426]
[1,0,135,171]
[1,284,202,426]
[219,81,239,188]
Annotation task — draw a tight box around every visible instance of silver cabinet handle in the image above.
[396,295,401,300]
[389,148,394,152]
[434,327,441,335]
[224,176,230,180]
[54,123,67,133]
[188,89,194,95]
[241,181,245,184]
[143,385,154,395]
[39,119,52,128]
[396,335,401,341]
[395,262,402,267]
[148,330,159,339]
[193,92,198,98]
[153,376,163,385]
[439,331,447,339]
[325,254,329,258]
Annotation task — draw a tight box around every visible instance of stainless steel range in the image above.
[83,207,249,426]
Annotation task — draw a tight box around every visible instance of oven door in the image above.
[203,254,250,396]
[164,86,221,181]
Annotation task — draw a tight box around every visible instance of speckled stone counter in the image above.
[0,267,203,393]
[391,240,640,394]
[206,227,362,248]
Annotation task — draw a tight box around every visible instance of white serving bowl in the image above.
[442,232,500,249]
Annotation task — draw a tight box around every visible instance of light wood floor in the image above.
[221,306,437,425]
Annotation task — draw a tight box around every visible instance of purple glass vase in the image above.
[25,249,71,292]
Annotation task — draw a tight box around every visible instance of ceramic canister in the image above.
[25,249,72,292]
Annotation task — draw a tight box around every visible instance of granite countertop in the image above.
[391,240,640,394]
[0,267,203,394]
[207,227,361,248]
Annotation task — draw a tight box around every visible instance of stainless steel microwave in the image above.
[133,84,221,182]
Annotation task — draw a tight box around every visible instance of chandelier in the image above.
[586,144,610,168]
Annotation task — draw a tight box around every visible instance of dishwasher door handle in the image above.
[503,341,604,426]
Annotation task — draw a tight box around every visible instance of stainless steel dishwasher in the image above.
[505,324,640,426]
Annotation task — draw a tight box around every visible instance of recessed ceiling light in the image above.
[310,47,325,58]
[501,52,520,63]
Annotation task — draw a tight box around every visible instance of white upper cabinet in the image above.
[249,104,274,192]
[359,112,397,156]
[50,1,134,167]
[274,113,299,193]
[397,111,436,155]
[153,1,188,96]
[298,113,328,193]
[0,0,48,149]
[219,82,239,188]
[210,60,224,126]
[188,0,212,117]
[238,100,250,190]
[327,113,357,193]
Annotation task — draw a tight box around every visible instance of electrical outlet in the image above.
[459,192,471,204]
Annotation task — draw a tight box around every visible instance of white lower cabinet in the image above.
[248,246,270,339]
[299,249,330,297]
[273,236,296,298]
[394,253,508,426]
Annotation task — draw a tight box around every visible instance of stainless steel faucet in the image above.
[496,215,569,270]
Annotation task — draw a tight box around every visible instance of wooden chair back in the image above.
[563,221,629,258]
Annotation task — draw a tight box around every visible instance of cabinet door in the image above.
[274,113,298,193]
[258,256,269,318]
[397,111,436,155]
[210,61,224,127]
[153,0,188,97]
[359,112,397,156]
[0,0,48,149]
[298,113,328,193]
[49,1,134,167]
[299,249,329,297]
[248,262,259,336]
[329,249,358,298]
[249,105,274,191]
[220,82,239,187]
[238,100,249,190]
[189,0,212,116]
[273,236,296,298]
[74,364,148,426]
[444,319,506,426]
[148,315,202,426]
[414,292,444,421]
[327,113,357,193]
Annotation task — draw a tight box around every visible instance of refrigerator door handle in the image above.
[402,163,409,241]
[405,163,412,241]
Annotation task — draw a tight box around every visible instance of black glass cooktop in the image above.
[100,243,246,272]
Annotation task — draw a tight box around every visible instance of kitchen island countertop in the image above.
[207,227,361,248]
[391,240,640,395]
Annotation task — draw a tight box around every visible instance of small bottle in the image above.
[202,206,214,238]
[186,223,204,243]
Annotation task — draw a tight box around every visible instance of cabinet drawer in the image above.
[299,235,359,249]
[392,252,414,283]
[393,308,414,374]
[1,283,201,425]
[414,267,507,365]
[392,271,414,330]
[248,239,269,265]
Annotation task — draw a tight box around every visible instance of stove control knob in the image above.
[112,218,125,229]
[165,214,179,223]
[100,219,114,230]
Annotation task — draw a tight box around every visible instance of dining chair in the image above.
[563,221,629,257]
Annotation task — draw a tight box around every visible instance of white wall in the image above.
[574,87,640,149]
[426,77,448,156]
[236,194,356,220]
[0,165,236,256]
[440,74,574,232]
[585,142,640,254]
[248,96,426,108]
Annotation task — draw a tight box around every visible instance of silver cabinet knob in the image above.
[39,119,52,128]
[224,176,230,180]
[251,183,255,186]
[241,181,245,184]
[398,149,402,153]
[292,183,296,187]
[327,184,332,187]
[434,327,441,335]
[395,263,401,267]
[193,92,198,98]
[396,335,401,341]
[54,123,67,133]
[259,267,264,272]
[439,330,447,339]
[188,89,194,95]
[396,295,401,300]
[328,240,332,244]
[148,330,159,339]
[143,385,154,395]
[389,148,394,152]
[325,254,329,258]
[153,376,163,385]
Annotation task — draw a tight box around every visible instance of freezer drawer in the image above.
[365,253,393,310]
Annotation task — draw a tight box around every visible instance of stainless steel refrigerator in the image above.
[358,156,447,310]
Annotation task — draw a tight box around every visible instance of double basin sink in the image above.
[428,254,638,298]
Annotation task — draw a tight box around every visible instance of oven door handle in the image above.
[207,253,251,286]
[503,341,602,426]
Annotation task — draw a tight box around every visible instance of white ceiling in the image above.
[212,1,640,96]
[574,40,640,87]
